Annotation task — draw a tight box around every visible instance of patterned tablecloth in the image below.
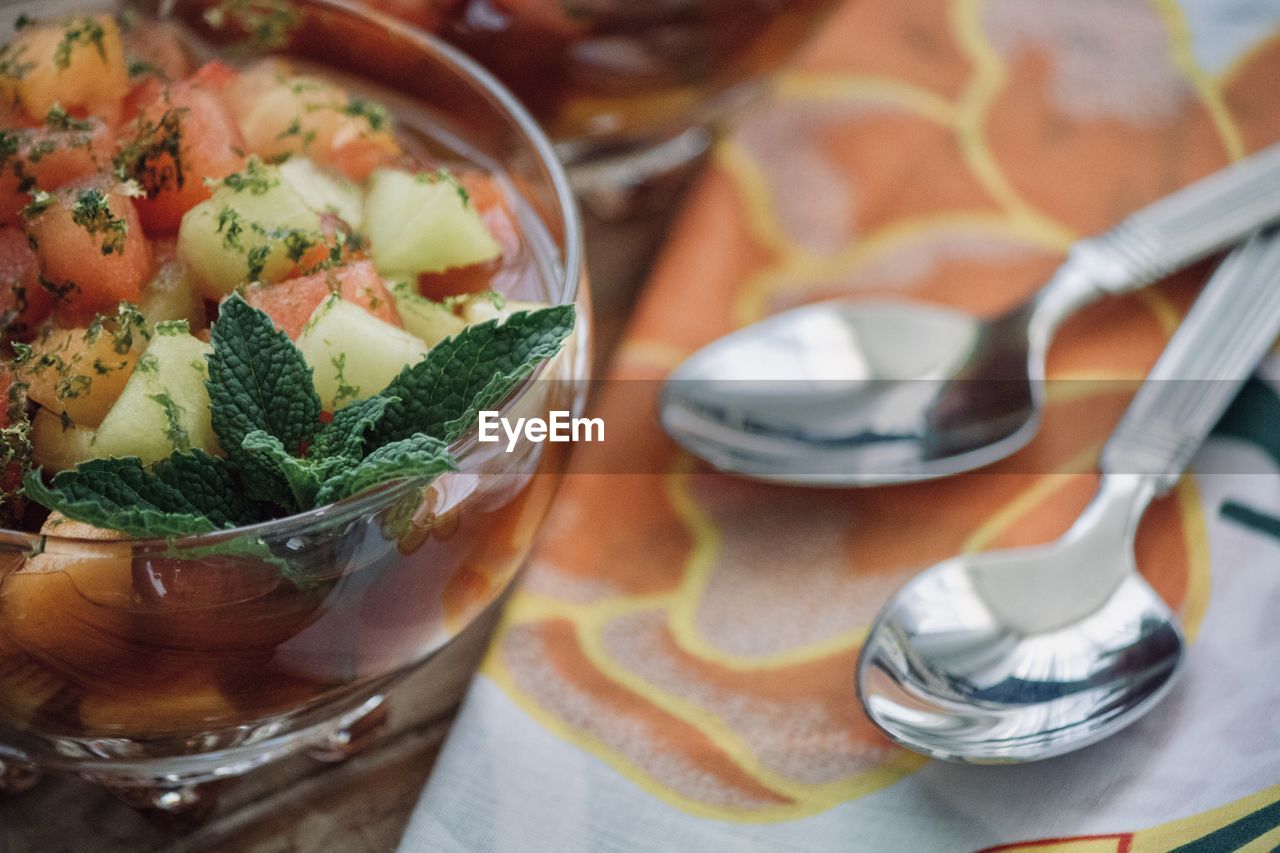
[400,1,1280,849]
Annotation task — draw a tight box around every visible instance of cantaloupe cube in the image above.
[18,313,149,428]
[0,118,114,226]
[26,183,154,322]
[224,60,400,181]
[0,513,134,698]
[0,15,130,123]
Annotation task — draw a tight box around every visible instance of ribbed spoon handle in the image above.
[1077,144,1280,292]
[1101,228,1280,494]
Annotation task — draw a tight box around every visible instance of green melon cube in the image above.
[280,156,365,230]
[389,280,467,347]
[458,294,546,326]
[362,168,501,276]
[90,329,218,466]
[178,162,325,299]
[297,296,430,410]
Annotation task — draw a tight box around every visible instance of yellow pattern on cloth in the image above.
[406,0,1280,848]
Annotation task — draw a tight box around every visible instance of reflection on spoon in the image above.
[858,229,1280,763]
[661,142,1280,485]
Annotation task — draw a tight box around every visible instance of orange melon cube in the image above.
[224,60,400,181]
[18,311,148,428]
[26,182,153,322]
[0,15,130,124]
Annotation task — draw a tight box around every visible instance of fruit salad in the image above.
[0,7,577,739]
[0,10,572,535]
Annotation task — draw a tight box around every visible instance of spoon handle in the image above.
[1101,229,1280,494]
[1073,143,1280,294]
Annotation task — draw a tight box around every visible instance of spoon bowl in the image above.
[660,298,1040,485]
[857,475,1184,763]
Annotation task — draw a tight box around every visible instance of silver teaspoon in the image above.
[660,143,1280,485]
[856,228,1280,764]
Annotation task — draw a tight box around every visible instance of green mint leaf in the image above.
[242,430,347,510]
[309,394,399,462]
[23,460,220,538]
[369,306,574,446]
[151,450,266,528]
[207,293,322,504]
[314,434,456,506]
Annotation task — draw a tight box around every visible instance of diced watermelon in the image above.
[0,228,52,339]
[121,77,248,234]
[418,259,500,300]
[27,183,154,322]
[0,119,114,225]
[189,61,238,93]
[328,134,400,184]
[120,77,164,124]
[243,260,402,340]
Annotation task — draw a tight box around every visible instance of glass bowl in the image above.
[368,0,843,213]
[0,0,590,810]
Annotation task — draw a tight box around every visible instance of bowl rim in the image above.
[0,0,585,550]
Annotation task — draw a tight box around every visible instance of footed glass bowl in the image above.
[0,0,589,810]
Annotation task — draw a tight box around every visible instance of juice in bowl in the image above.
[369,0,842,210]
[0,0,589,809]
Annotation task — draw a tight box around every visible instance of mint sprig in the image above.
[241,430,338,510]
[22,454,242,538]
[23,295,575,540]
[148,448,267,527]
[207,294,322,505]
[370,305,576,447]
[314,434,456,505]
[309,394,399,462]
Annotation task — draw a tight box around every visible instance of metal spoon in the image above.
[856,228,1280,764]
[660,144,1280,485]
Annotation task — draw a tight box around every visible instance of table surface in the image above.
[0,194,686,853]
